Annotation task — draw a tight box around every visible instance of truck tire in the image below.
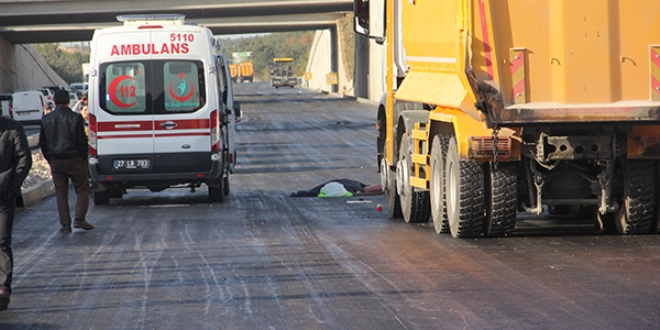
[653,161,660,234]
[381,158,402,218]
[483,162,517,237]
[397,137,430,223]
[615,160,655,234]
[430,135,449,233]
[93,189,110,205]
[446,135,484,238]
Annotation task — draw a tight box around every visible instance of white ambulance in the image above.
[87,14,241,204]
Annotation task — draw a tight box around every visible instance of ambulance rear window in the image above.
[163,61,202,112]
[101,62,147,114]
[99,60,206,115]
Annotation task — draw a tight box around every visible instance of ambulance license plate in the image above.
[113,159,150,169]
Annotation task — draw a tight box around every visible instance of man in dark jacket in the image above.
[0,115,32,310]
[39,90,94,233]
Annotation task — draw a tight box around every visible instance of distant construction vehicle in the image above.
[237,62,254,83]
[270,57,297,88]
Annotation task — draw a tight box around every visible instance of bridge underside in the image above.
[0,0,352,44]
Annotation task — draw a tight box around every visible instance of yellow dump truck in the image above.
[354,0,660,237]
[237,62,254,83]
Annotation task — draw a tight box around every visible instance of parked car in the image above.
[0,93,12,118]
[42,85,69,92]
[69,91,80,109]
[11,90,46,125]
[38,88,55,105]
[70,82,88,92]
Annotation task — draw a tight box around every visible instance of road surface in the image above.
[3,82,659,329]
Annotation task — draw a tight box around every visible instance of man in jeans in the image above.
[0,115,32,310]
[39,90,94,233]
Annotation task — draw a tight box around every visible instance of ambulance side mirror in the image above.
[233,101,242,123]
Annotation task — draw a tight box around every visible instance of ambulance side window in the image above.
[163,61,205,113]
[216,57,227,106]
[100,62,148,114]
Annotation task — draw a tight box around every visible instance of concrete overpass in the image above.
[0,0,362,96]
[0,0,352,44]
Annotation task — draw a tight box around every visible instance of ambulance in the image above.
[87,14,241,204]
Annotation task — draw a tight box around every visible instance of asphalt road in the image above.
[3,82,659,329]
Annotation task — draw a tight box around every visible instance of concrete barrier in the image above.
[21,179,55,208]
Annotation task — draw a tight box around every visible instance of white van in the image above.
[87,14,241,204]
[0,94,12,118]
[11,90,46,125]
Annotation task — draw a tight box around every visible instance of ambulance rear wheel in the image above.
[223,176,230,196]
[208,183,224,202]
[93,189,110,205]
[446,135,485,238]
[109,187,123,199]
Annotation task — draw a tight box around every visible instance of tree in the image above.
[220,31,317,79]
[35,43,89,84]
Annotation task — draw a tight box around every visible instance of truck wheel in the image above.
[653,161,660,234]
[93,189,110,205]
[483,162,518,237]
[397,137,430,223]
[446,135,484,238]
[615,160,655,234]
[430,135,449,233]
[208,181,224,202]
[382,157,402,218]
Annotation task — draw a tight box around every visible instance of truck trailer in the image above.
[354,0,660,237]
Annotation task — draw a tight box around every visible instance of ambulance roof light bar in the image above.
[116,14,186,26]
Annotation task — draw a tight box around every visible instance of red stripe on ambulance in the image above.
[97,121,153,132]
[154,119,209,130]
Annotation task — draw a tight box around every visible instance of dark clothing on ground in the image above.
[39,105,88,162]
[0,117,32,296]
[289,179,366,197]
[39,105,90,227]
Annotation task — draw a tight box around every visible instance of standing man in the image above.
[39,90,94,233]
[0,115,32,310]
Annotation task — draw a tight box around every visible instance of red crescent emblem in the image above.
[169,81,195,102]
[109,75,137,108]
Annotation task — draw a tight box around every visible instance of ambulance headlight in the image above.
[211,153,221,161]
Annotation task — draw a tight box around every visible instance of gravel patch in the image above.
[22,149,52,190]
